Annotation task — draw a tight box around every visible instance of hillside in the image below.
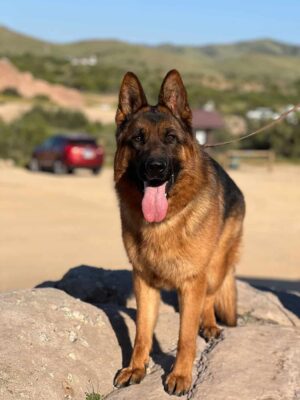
[0,26,59,55]
[0,58,83,108]
[199,39,300,58]
[1,25,300,58]
[1,25,300,89]
[0,26,299,165]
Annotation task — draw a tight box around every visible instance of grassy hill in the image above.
[0,25,300,110]
[1,26,300,83]
[0,27,299,163]
[0,26,59,55]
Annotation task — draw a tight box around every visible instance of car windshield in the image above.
[68,139,96,146]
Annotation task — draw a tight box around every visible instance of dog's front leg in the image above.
[166,276,206,396]
[114,271,160,387]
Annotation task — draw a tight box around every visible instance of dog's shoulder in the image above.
[207,154,245,220]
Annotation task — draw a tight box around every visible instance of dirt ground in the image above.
[0,164,299,292]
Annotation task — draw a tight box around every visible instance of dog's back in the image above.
[208,154,245,221]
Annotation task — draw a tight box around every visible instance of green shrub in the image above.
[85,392,103,400]
[0,111,50,165]
[1,87,21,98]
[33,94,51,103]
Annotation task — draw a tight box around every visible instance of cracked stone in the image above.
[0,278,298,400]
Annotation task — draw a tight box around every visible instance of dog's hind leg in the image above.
[202,230,241,338]
[201,269,236,341]
[201,294,222,341]
[214,267,237,327]
[214,231,243,327]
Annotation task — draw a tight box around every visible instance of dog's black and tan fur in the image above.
[113,70,245,396]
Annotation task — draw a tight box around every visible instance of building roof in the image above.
[192,109,224,130]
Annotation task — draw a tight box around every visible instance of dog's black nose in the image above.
[145,158,167,178]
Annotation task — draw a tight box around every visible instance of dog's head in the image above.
[114,70,202,223]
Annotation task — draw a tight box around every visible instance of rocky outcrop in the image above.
[0,267,299,399]
[0,58,83,109]
[0,288,120,399]
[107,326,300,400]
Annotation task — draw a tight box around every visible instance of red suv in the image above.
[29,134,104,174]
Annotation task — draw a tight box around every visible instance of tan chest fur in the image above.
[121,195,222,289]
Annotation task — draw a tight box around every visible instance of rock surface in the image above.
[1,269,299,400]
[191,326,300,400]
[107,326,300,400]
[0,288,120,399]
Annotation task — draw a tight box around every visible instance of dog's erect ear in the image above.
[116,72,148,126]
[158,70,192,125]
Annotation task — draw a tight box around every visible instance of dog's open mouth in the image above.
[142,175,174,223]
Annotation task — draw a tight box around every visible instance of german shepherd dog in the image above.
[113,70,245,396]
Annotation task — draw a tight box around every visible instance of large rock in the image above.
[106,326,300,400]
[0,288,195,400]
[0,288,121,400]
[237,280,299,327]
[190,326,300,400]
[1,268,299,400]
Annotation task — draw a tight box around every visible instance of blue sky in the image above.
[1,0,300,45]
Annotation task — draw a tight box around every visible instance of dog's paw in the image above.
[201,325,222,342]
[114,366,146,388]
[165,371,192,396]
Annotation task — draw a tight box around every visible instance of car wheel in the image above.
[53,160,67,175]
[92,167,101,175]
[29,158,40,172]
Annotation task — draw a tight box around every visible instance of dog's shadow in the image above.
[37,264,177,375]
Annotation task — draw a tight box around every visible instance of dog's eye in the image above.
[133,135,144,143]
[132,130,145,144]
[165,133,177,144]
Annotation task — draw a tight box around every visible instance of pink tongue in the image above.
[142,182,168,223]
